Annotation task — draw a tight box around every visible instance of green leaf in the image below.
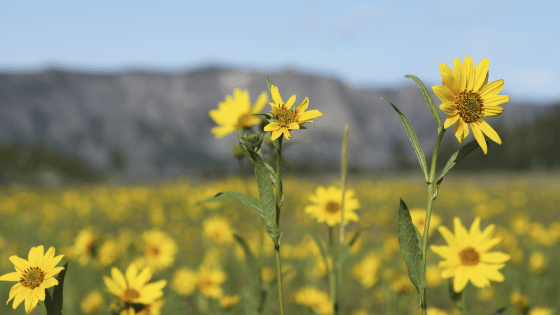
[397,199,425,294]
[382,97,429,182]
[245,304,260,315]
[234,234,262,307]
[405,75,442,131]
[45,262,68,315]
[253,154,279,240]
[266,76,274,95]
[435,139,479,197]
[202,191,262,216]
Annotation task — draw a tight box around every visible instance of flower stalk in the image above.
[274,136,286,315]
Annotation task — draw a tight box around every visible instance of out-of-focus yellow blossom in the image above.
[261,267,275,282]
[528,250,547,274]
[140,230,178,272]
[203,216,235,245]
[264,85,322,140]
[148,203,166,227]
[529,307,552,315]
[391,274,413,295]
[510,292,530,313]
[476,286,494,301]
[294,286,333,315]
[0,246,65,314]
[352,252,381,288]
[171,267,197,296]
[80,290,105,314]
[409,208,441,237]
[197,265,227,299]
[72,227,97,266]
[510,213,531,235]
[97,238,121,267]
[135,298,165,315]
[219,294,241,309]
[381,235,400,259]
[304,186,360,226]
[431,217,510,292]
[426,265,442,288]
[427,308,449,315]
[210,88,268,138]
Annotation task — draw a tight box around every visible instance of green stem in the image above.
[420,128,446,314]
[328,227,337,314]
[274,137,285,315]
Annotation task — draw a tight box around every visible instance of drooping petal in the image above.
[7,283,24,303]
[271,129,283,141]
[454,119,465,143]
[443,113,460,128]
[476,120,502,145]
[472,123,488,154]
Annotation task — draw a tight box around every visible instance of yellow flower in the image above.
[103,264,166,306]
[510,292,530,313]
[528,250,547,274]
[409,208,441,237]
[80,290,104,314]
[351,251,381,288]
[72,227,97,266]
[529,307,552,315]
[431,217,510,292]
[294,286,333,315]
[264,85,322,140]
[209,88,268,138]
[304,186,360,226]
[427,308,449,315]
[433,56,509,154]
[197,265,227,299]
[219,294,241,309]
[171,267,197,296]
[0,245,64,314]
[202,216,235,245]
[141,230,178,272]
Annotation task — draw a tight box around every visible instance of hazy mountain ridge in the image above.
[0,68,555,180]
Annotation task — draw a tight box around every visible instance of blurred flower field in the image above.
[0,172,559,314]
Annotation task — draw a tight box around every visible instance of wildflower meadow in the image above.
[1,57,559,315]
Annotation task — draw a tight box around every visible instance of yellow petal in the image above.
[481,252,510,263]
[0,272,21,282]
[476,120,501,145]
[270,85,283,105]
[453,269,469,292]
[283,129,292,139]
[482,95,509,108]
[473,59,490,91]
[263,122,280,132]
[135,267,153,289]
[443,113,460,129]
[111,267,128,290]
[472,123,488,154]
[9,256,29,273]
[464,56,475,91]
[296,97,309,113]
[210,125,235,139]
[103,276,123,296]
[298,109,322,122]
[479,79,505,97]
[287,122,299,130]
[285,94,296,110]
[125,264,139,289]
[252,91,268,114]
[439,63,459,94]
[7,283,24,303]
[453,58,466,91]
[454,119,465,143]
[433,85,456,103]
[440,102,457,115]
[271,129,283,141]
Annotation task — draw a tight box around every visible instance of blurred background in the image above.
[1,0,559,186]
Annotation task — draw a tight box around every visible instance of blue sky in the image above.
[2,0,559,102]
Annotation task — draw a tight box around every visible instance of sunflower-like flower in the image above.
[103,264,166,308]
[304,186,360,226]
[432,56,509,154]
[294,286,333,315]
[430,217,510,292]
[264,85,322,140]
[140,230,177,272]
[0,245,64,314]
[209,88,268,138]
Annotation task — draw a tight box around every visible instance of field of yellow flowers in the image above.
[0,171,559,314]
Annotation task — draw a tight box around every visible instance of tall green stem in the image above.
[274,137,285,315]
[420,128,446,314]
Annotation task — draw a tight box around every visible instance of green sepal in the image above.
[266,76,274,95]
[44,261,68,315]
[405,75,442,131]
[382,97,429,182]
[434,139,479,199]
[397,199,425,296]
[234,234,262,307]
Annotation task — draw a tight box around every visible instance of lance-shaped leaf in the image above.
[265,76,274,95]
[234,234,262,306]
[397,199,425,294]
[405,75,442,131]
[382,97,428,182]
[434,139,480,198]
[44,261,68,315]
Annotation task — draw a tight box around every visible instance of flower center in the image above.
[121,288,140,303]
[274,107,298,127]
[325,201,340,214]
[456,91,483,124]
[459,247,480,266]
[237,114,251,129]
[145,244,160,257]
[21,267,45,289]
